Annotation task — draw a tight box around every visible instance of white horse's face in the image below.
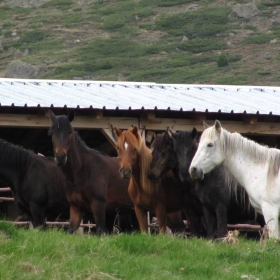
[189,120,225,180]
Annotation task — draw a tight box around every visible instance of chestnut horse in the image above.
[114,125,202,234]
[49,110,134,234]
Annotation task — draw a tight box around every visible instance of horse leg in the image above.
[155,204,167,234]
[167,211,185,233]
[69,205,84,234]
[261,202,279,238]
[216,204,228,239]
[134,205,148,233]
[90,199,107,235]
[203,206,216,239]
[29,202,46,229]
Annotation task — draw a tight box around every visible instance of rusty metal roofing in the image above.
[1,78,280,115]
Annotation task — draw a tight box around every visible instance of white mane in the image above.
[202,126,280,182]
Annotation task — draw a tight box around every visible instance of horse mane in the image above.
[203,126,280,183]
[0,139,33,168]
[151,133,171,151]
[119,127,158,193]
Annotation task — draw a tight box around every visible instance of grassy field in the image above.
[0,0,280,85]
[0,221,279,280]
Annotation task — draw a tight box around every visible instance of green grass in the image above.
[1,221,280,280]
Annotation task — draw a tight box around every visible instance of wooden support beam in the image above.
[101,128,117,148]
[0,114,138,130]
[1,113,280,135]
[140,118,280,135]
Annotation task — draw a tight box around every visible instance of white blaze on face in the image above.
[124,142,129,150]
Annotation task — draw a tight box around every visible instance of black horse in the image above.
[149,129,264,239]
[0,139,69,228]
[148,131,205,237]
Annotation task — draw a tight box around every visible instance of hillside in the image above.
[0,0,280,85]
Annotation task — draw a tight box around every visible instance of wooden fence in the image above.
[0,187,262,233]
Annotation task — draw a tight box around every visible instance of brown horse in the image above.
[114,125,196,234]
[48,110,134,234]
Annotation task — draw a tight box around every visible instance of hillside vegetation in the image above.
[0,0,280,85]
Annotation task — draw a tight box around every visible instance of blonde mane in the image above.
[118,127,158,193]
[202,126,280,183]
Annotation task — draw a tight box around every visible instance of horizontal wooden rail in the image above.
[0,197,14,201]
[9,221,96,228]
[0,188,11,192]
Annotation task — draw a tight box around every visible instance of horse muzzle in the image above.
[178,168,191,182]
[147,171,160,183]
[55,153,67,167]
[189,166,204,180]
[119,167,132,179]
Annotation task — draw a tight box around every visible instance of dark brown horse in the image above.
[49,110,134,234]
[114,125,202,235]
[0,139,69,227]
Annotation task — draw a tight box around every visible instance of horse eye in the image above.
[162,152,166,156]
[207,143,213,147]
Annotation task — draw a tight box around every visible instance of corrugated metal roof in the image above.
[1,78,280,115]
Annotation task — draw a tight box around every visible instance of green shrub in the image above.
[155,6,231,37]
[101,16,126,30]
[19,31,45,44]
[41,0,73,9]
[242,33,274,44]
[177,38,225,53]
[217,54,229,67]
[79,38,144,59]
[140,0,194,7]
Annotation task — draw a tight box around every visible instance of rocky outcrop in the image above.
[5,60,40,78]
[228,4,261,19]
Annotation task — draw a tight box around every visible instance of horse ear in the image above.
[68,110,75,123]
[203,120,209,129]
[49,110,56,123]
[169,129,177,139]
[191,127,197,139]
[214,120,222,133]
[132,126,139,138]
[114,127,123,138]
[163,131,171,142]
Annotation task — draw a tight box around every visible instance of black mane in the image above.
[0,139,34,168]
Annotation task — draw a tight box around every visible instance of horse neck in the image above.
[0,142,31,190]
[132,141,157,193]
[65,133,86,172]
[222,132,268,192]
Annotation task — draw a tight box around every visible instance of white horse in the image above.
[189,120,280,238]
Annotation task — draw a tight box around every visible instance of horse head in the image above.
[48,110,75,167]
[170,128,198,182]
[148,131,177,183]
[189,120,224,180]
[114,126,141,179]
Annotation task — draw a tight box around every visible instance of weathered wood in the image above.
[140,118,280,134]
[101,128,117,148]
[9,221,96,228]
[0,197,14,201]
[0,114,138,130]
[0,188,11,192]
[1,113,280,135]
